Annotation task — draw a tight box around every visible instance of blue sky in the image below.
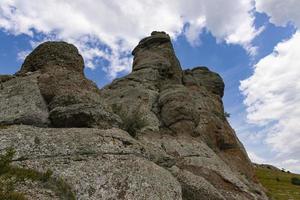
[1,0,300,173]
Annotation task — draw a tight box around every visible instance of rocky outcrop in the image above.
[0,32,268,199]
[1,41,121,129]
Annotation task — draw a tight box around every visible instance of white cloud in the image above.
[248,151,265,163]
[240,0,300,173]
[17,50,30,61]
[256,0,300,28]
[240,31,300,172]
[266,158,300,173]
[0,0,258,78]
[184,17,206,46]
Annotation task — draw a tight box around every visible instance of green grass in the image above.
[256,167,300,200]
[0,148,76,200]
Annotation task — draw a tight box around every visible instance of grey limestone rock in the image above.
[18,41,84,75]
[0,73,49,127]
[6,41,121,129]
[100,31,268,200]
[0,32,269,200]
[0,125,182,200]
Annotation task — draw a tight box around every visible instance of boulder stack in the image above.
[1,41,121,128]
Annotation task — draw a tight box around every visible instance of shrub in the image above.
[121,111,147,137]
[291,177,300,186]
[111,104,147,137]
[0,147,27,199]
[224,112,231,118]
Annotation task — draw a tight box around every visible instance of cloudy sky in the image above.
[0,0,299,172]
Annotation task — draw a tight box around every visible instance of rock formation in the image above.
[0,32,268,199]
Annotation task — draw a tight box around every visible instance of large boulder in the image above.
[6,41,121,128]
[183,67,225,97]
[0,73,49,127]
[0,125,182,200]
[139,131,267,200]
[37,66,121,128]
[18,41,84,75]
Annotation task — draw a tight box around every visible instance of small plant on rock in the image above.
[224,112,231,118]
[111,104,147,137]
[0,148,76,200]
[0,148,27,199]
[121,111,148,137]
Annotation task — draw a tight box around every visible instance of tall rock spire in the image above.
[132,31,182,84]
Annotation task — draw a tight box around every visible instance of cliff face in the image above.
[0,32,268,200]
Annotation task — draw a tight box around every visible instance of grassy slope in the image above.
[255,167,300,200]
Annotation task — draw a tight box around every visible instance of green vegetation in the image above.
[112,104,148,137]
[0,147,48,200]
[224,112,230,118]
[0,148,76,200]
[121,111,148,137]
[212,110,230,121]
[291,177,300,186]
[255,167,300,200]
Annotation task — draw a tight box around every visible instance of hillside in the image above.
[255,165,300,200]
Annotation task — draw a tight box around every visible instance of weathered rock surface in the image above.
[0,32,268,199]
[0,74,15,83]
[0,73,49,126]
[7,41,121,129]
[101,31,267,200]
[0,125,182,200]
[18,41,84,75]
